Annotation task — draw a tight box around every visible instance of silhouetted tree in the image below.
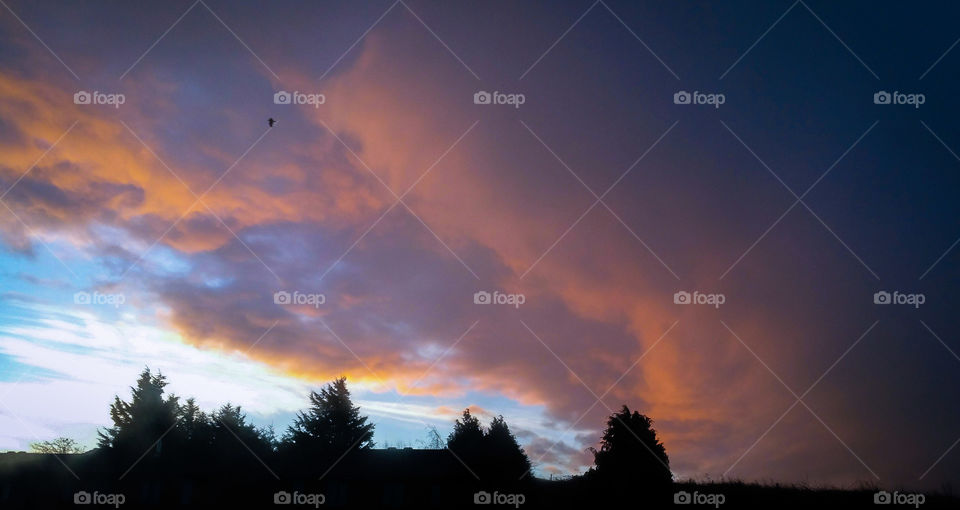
[286,377,374,455]
[260,423,279,451]
[12,367,960,508]
[421,425,444,449]
[446,408,484,459]
[484,415,531,480]
[446,410,532,481]
[209,404,274,466]
[97,367,181,459]
[588,405,671,487]
[30,437,84,454]
[178,397,211,446]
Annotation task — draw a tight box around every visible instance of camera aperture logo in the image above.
[673,90,725,109]
[873,91,924,108]
[474,491,525,508]
[673,290,725,308]
[74,90,125,108]
[873,290,924,308]
[874,490,924,508]
[274,290,326,308]
[473,290,525,308]
[274,90,326,108]
[474,90,525,109]
[74,491,125,508]
[74,291,125,308]
[674,491,725,508]
[274,491,325,507]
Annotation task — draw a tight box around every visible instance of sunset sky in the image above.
[1,0,959,488]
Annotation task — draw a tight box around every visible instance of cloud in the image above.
[0,301,315,449]
[0,24,805,477]
[1,5,958,488]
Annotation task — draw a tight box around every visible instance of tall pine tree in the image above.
[286,377,375,455]
[97,368,180,458]
[485,415,531,480]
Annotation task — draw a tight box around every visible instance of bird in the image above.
[268,118,276,127]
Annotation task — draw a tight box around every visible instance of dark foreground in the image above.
[1,451,956,509]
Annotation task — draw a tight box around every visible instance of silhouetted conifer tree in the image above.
[446,408,485,460]
[484,415,531,480]
[588,405,671,487]
[285,377,374,456]
[210,403,274,467]
[97,367,180,459]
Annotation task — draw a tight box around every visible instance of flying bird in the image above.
[268,118,276,127]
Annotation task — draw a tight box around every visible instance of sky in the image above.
[0,0,959,488]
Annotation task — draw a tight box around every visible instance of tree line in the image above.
[38,367,672,489]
